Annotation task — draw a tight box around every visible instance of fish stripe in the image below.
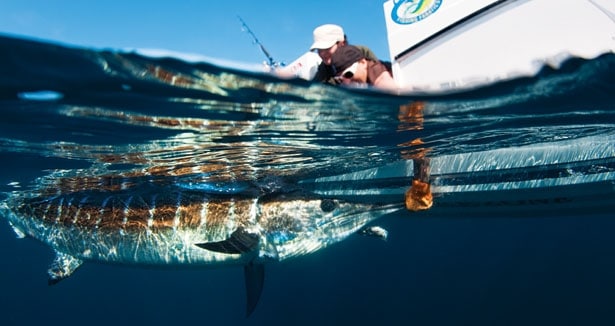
[173,193,181,229]
[15,192,265,234]
[122,195,132,227]
[55,197,64,224]
[150,194,179,230]
[178,201,205,229]
[97,197,125,230]
[123,195,150,230]
[233,198,255,226]
[147,194,156,229]
[199,201,208,227]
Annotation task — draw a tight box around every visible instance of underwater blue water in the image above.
[0,34,614,325]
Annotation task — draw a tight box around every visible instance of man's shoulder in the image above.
[355,45,392,73]
[355,45,379,61]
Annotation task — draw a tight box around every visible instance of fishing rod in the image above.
[237,15,282,68]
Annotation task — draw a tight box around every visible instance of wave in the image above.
[0,34,613,216]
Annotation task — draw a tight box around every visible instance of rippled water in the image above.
[1,34,614,325]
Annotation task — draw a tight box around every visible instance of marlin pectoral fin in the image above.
[47,252,83,285]
[244,261,264,317]
[359,225,389,241]
[195,228,259,254]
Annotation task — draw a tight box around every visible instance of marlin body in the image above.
[1,186,399,314]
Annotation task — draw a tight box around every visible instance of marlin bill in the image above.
[0,185,400,315]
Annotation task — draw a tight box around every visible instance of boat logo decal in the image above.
[391,0,443,25]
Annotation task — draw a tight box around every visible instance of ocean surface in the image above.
[0,34,614,325]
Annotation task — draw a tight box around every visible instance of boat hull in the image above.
[383,0,615,92]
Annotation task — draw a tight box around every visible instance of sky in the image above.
[0,0,393,68]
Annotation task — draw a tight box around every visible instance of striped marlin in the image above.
[0,186,400,315]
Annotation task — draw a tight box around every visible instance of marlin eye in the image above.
[320,199,337,212]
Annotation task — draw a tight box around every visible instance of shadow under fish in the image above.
[0,188,401,316]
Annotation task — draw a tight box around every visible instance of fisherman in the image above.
[275,24,381,83]
[278,25,432,211]
[330,45,432,211]
[329,45,398,92]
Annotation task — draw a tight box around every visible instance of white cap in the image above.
[310,24,345,50]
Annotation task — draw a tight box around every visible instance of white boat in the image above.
[383,0,615,92]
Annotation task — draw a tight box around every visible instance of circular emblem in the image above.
[391,0,443,25]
